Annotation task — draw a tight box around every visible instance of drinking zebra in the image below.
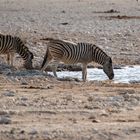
[41,38,114,81]
[0,34,33,69]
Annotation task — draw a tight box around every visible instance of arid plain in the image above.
[0,0,140,140]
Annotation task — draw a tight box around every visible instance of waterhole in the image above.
[49,66,140,83]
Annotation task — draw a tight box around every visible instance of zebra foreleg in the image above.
[10,52,14,66]
[82,63,87,82]
[50,59,59,78]
[51,64,58,77]
[7,53,14,66]
[7,53,10,65]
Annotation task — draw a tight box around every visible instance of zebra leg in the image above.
[41,60,49,72]
[41,61,50,75]
[82,63,87,82]
[41,50,52,74]
[7,53,10,65]
[50,59,59,77]
[51,65,58,77]
[41,56,52,74]
[10,52,14,66]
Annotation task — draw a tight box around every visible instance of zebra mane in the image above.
[0,33,4,36]
[13,36,34,60]
[90,44,109,65]
[14,36,29,51]
[0,34,5,39]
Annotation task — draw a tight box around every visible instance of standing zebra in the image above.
[0,34,33,69]
[41,38,114,81]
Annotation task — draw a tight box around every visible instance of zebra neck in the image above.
[95,58,105,66]
[92,47,107,66]
[16,44,28,60]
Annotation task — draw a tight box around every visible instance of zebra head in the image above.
[24,50,34,69]
[103,57,114,80]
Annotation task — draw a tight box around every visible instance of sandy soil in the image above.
[0,0,140,140]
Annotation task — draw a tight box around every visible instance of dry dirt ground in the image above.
[0,0,140,140]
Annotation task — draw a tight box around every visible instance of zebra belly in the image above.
[77,56,92,63]
[61,59,78,64]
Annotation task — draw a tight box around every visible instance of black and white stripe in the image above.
[0,34,33,69]
[41,38,114,81]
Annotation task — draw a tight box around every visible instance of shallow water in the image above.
[49,66,140,83]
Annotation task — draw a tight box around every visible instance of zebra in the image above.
[0,34,34,69]
[41,38,114,81]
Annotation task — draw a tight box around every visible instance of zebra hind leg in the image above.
[41,57,52,74]
[41,61,49,75]
[82,63,87,82]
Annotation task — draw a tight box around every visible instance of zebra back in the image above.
[89,43,109,65]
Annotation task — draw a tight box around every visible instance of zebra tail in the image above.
[41,48,49,69]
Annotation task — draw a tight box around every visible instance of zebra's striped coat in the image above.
[0,34,33,69]
[41,38,114,81]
